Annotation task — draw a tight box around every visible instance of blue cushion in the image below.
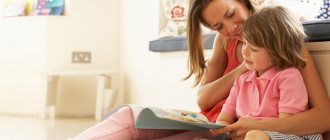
[149,33,216,52]
[303,19,330,42]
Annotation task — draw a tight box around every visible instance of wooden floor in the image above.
[0,115,97,140]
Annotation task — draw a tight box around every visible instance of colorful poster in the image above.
[32,0,64,16]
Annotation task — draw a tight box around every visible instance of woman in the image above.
[186,0,330,139]
[74,0,330,139]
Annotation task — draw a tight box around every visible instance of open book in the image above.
[110,104,225,130]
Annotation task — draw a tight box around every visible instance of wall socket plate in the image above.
[72,51,92,63]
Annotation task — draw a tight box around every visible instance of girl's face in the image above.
[241,39,273,76]
[202,0,251,41]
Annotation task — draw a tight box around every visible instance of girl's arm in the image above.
[216,112,236,126]
[197,34,247,111]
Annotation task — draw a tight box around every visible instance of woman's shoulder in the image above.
[214,33,230,49]
[207,34,228,63]
[208,35,237,64]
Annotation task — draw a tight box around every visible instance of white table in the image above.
[40,70,117,120]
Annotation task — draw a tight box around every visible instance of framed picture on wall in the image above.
[2,0,65,17]
[32,0,64,16]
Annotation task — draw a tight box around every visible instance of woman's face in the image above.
[202,0,251,40]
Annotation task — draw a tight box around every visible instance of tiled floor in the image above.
[0,115,97,140]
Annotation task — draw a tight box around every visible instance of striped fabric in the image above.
[265,131,322,140]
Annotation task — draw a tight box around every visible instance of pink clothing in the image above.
[74,106,213,140]
[222,67,308,119]
[202,38,240,122]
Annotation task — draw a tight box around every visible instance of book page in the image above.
[149,108,209,124]
[135,106,224,130]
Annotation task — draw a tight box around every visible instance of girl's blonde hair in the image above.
[185,0,259,86]
[243,6,306,70]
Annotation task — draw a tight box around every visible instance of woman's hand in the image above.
[238,61,248,74]
[213,118,260,140]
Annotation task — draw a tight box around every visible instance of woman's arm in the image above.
[278,112,292,118]
[197,34,247,111]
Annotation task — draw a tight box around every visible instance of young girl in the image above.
[215,6,322,140]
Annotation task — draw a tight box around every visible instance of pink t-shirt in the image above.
[221,67,308,119]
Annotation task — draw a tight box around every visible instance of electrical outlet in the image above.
[72,51,92,63]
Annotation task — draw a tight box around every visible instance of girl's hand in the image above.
[212,118,260,140]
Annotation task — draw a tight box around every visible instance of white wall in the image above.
[0,17,47,115]
[0,0,120,116]
[119,0,199,111]
[46,0,119,71]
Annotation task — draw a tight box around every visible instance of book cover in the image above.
[121,105,225,130]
